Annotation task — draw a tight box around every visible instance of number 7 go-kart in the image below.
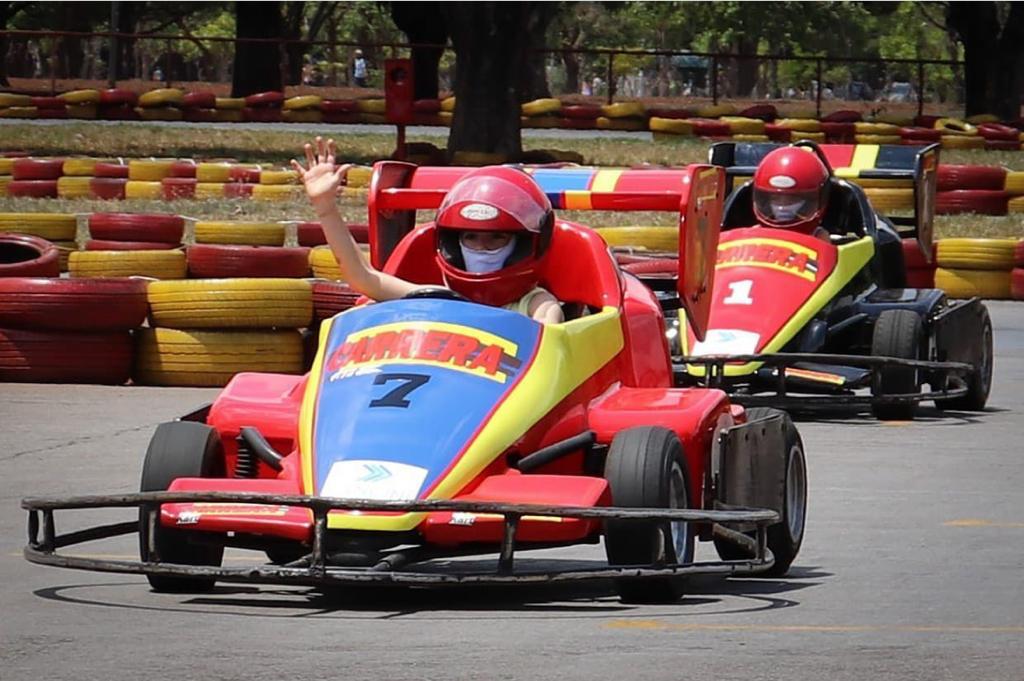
[23,163,808,604]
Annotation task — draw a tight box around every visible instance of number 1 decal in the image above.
[369,373,430,408]
[723,279,754,305]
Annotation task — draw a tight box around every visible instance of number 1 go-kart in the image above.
[24,163,807,603]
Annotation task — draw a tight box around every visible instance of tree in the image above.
[945,2,1024,118]
[389,2,447,100]
[231,1,284,96]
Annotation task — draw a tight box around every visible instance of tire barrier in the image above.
[934,267,1012,300]
[312,280,361,320]
[309,245,343,280]
[193,221,286,247]
[0,233,60,277]
[186,244,311,279]
[147,277,312,329]
[0,277,148,330]
[85,239,181,251]
[595,226,677,251]
[0,213,77,241]
[133,327,304,387]
[68,249,188,279]
[937,165,1007,191]
[936,190,1009,216]
[936,238,1019,271]
[88,213,185,243]
[902,239,936,289]
[56,176,93,198]
[0,327,133,384]
[863,188,914,212]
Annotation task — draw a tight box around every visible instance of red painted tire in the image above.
[182,92,217,109]
[938,165,1007,191]
[228,166,261,183]
[321,99,359,114]
[183,108,218,123]
[8,180,58,198]
[621,258,678,275]
[900,127,942,142]
[85,239,181,251]
[984,139,1021,151]
[412,99,441,113]
[88,213,185,243]
[737,104,777,121]
[906,268,936,289]
[223,183,255,198]
[822,109,861,123]
[1012,240,1024,268]
[162,177,197,199]
[914,114,941,129]
[690,119,731,137]
[186,244,311,279]
[977,123,1020,141]
[168,161,197,178]
[901,238,935,269]
[644,108,692,120]
[559,117,597,130]
[821,122,856,142]
[94,162,130,178]
[12,158,65,180]
[30,97,64,109]
[764,124,793,142]
[0,327,132,384]
[296,222,368,247]
[1012,268,1024,300]
[561,104,603,119]
[936,190,1009,216]
[0,234,60,278]
[244,91,285,108]
[89,177,127,200]
[99,89,137,106]
[312,280,361,320]
[242,107,283,122]
[99,105,139,121]
[0,277,148,330]
[37,109,68,120]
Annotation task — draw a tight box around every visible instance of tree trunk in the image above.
[389,2,448,100]
[232,1,285,97]
[947,2,1024,119]
[517,3,559,102]
[0,1,10,87]
[735,36,758,97]
[562,49,579,95]
[116,1,139,79]
[442,2,544,157]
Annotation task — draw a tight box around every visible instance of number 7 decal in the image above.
[723,279,754,305]
[369,373,430,408]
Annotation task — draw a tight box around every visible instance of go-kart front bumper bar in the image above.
[23,491,779,587]
[676,352,973,410]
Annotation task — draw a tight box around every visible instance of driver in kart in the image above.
[751,146,832,241]
[293,137,564,323]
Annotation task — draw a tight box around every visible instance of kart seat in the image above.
[722,178,871,238]
[383,221,622,315]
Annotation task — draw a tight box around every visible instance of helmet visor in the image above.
[754,189,820,225]
[438,175,548,233]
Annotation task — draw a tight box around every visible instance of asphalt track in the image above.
[1,301,1022,681]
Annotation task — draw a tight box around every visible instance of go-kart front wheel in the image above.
[870,309,924,420]
[935,304,993,412]
[603,426,694,604]
[713,408,807,577]
[139,421,225,593]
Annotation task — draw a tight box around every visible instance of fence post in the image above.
[917,60,925,120]
[815,58,823,119]
[109,2,120,88]
[165,38,173,88]
[711,55,718,104]
[606,52,615,104]
[49,36,58,96]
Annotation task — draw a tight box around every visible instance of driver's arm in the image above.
[527,290,565,324]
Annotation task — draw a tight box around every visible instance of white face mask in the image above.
[459,239,516,273]
[770,198,807,222]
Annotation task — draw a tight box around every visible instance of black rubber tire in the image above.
[713,408,807,577]
[604,426,694,603]
[870,309,924,420]
[139,421,225,592]
[935,305,993,411]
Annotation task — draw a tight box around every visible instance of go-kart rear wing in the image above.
[708,141,939,262]
[367,162,726,340]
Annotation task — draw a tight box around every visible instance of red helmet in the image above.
[434,166,554,307]
[752,146,831,234]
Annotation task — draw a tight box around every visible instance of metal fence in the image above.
[1,29,965,119]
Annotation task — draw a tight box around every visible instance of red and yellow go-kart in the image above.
[24,163,807,604]
[658,141,991,420]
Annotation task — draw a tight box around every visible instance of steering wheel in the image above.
[401,286,471,303]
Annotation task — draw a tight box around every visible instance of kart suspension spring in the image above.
[234,437,258,478]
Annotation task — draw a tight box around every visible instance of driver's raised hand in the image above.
[291,137,351,212]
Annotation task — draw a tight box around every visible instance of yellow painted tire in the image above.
[57,176,92,198]
[596,117,647,131]
[1008,196,1024,213]
[649,117,693,135]
[283,95,322,111]
[138,88,184,107]
[0,106,36,118]
[135,107,183,122]
[345,166,373,188]
[0,93,31,107]
[694,103,736,118]
[774,118,821,132]
[66,104,98,119]
[601,102,646,119]
[283,109,323,123]
[440,96,457,112]
[215,97,246,110]
[0,158,13,175]
[194,221,285,246]
[522,98,562,116]
[124,181,163,200]
[936,238,1019,270]
[195,182,227,199]
[0,213,77,240]
[195,163,233,183]
[133,328,304,387]
[731,134,771,142]
[252,184,303,202]
[521,115,561,129]
[855,134,902,145]
[721,117,765,134]
[310,246,343,280]
[0,176,10,196]
[147,278,312,329]
[790,132,826,144]
[62,158,103,176]
[855,122,901,135]
[596,227,677,252]
[214,109,244,122]
[59,89,101,104]
[68,249,187,279]
[935,118,978,136]
[850,177,913,189]
[1004,171,1024,195]
[259,169,299,185]
[941,135,985,149]
[355,98,386,114]
[934,267,1012,299]
[864,187,914,212]
[129,159,176,181]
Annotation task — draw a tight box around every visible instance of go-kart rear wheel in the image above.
[935,305,993,412]
[713,408,807,577]
[870,309,924,420]
[604,426,694,604]
[139,421,225,593]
